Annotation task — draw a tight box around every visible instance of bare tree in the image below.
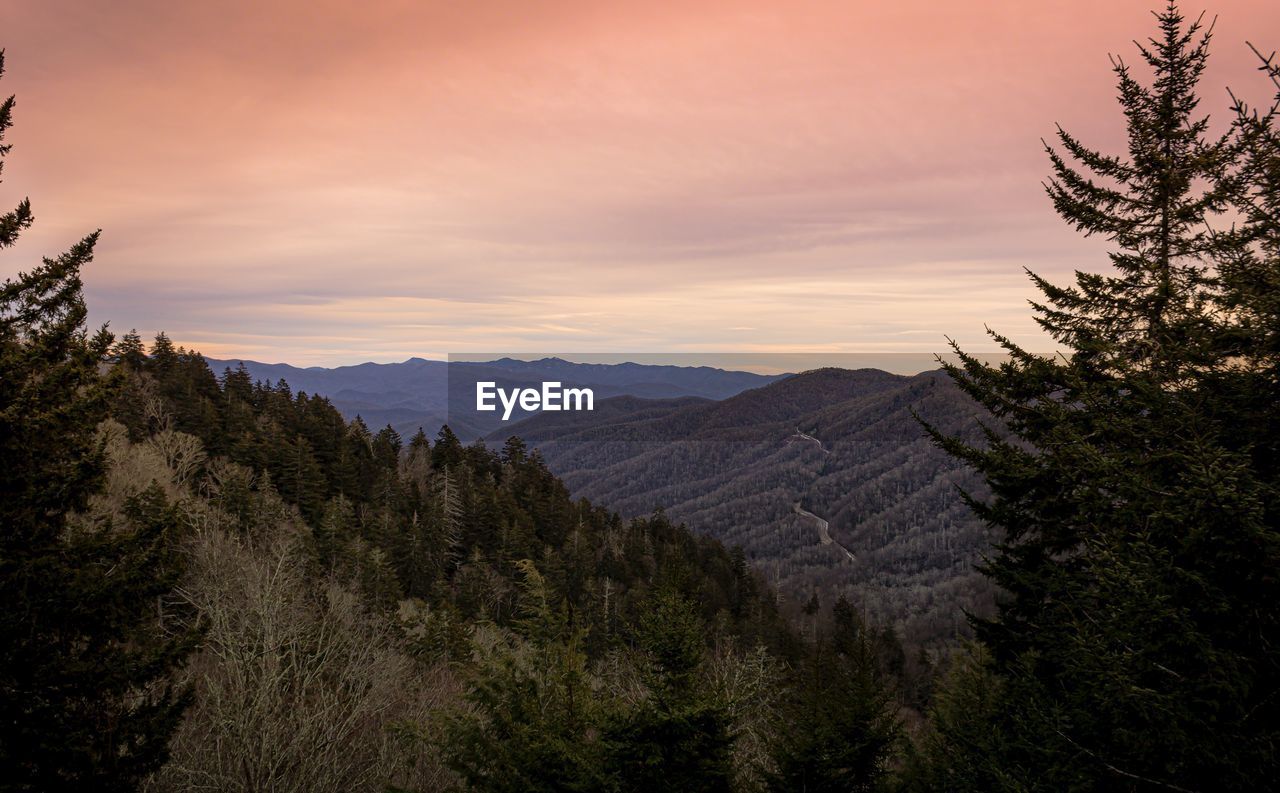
[150,527,458,792]
[146,430,207,489]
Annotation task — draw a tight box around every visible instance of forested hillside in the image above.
[110,336,829,786]
[8,303,918,790]
[501,367,996,646]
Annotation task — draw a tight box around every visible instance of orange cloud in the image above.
[3,0,1277,364]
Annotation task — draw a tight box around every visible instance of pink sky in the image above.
[3,0,1278,364]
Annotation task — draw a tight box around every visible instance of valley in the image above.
[201,355,995,647]
[498,367,998,646]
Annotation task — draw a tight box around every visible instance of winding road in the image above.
[793,503,856,562]
[786,428,854,561]
[788,428,831,455]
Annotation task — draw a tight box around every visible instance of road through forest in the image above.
[788,428,855,562]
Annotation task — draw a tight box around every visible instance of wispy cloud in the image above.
[3,0,1276,364]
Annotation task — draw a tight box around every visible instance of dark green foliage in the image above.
[443,561,608,793]
[1037,5,1231,371]
[112,328,146,369]
[0,54,32,248]
[900,648,1008,793]
[920,6,1280,791]
[0,49,196,790]
[603,590,736,793]
[767,597,899,793]
[445,584,743,793]
[432,424,464,469]
[1219,42,1280,493]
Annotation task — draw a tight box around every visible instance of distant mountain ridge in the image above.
[496,367,996,646]
[201,355,995,645]
[203,356,788,440]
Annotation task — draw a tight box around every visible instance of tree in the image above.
[431,424,464,470]
[1218,42,1280,486]
[112,328,146,369]
[603,590,736,793]
[158,529,447,793]
[442,560,607,793]
[923,6,1280,790]
[373,423,403,469]
[902,647,1009,793]
[0,49,196,789]
[148,331,177,374]
[1036,4,1232,375]
[767,597,898,793]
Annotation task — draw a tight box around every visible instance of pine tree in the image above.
[431,424,464,469]
[442,560,607,792]
[768,597,898,793]
[373,423,402,469]
[1218,43,1280,481]
[0,49,196,790]
[280,432,327,521]
[0,58,31,249]
[603,590,736,793]
[924,7,1280,790]
[313,493,356,570]
[903,647,1008,793]
[112,328,146,369]
[1036,4,1233,375]
[148,331,177,374]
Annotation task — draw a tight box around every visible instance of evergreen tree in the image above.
[1218,42,1280,484]
[373,423,402,469]
[902,647,1008,793]
[768,597,898,793]
[923,7,1280,790]
[432,424,464,469]
[1036,4,1232,375]
[502,435,528,465]
[313,493,356,570]
[443,560,607,792]
[279,432,327,521]
[112,328,145,369]
[0,49,196,789]
[408,426,430,452]
[148,331,176,374]
[604,590,736,793]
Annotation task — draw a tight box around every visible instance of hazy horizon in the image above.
[204,350,1028,377]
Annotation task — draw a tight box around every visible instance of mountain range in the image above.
[494,368,996,646]
[206,355,994,646]
[204,356,787,440]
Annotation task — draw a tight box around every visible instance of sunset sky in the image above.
[3,0,1278,365]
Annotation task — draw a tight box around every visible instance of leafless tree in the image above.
[149,528,459,792]
[146,430,207,489]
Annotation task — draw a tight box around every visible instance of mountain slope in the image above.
[498,368,996,646]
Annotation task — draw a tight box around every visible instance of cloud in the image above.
[3,0,1277,364]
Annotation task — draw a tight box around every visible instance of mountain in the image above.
[203,356,787,441]
[85,341,813,790]
[495,368,996,647]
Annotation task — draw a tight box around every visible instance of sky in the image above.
[2,0,1278,365]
